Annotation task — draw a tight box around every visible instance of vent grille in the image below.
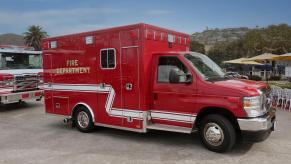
[13,74,39,92]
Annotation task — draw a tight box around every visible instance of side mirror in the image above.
[169,69,180,83]
[169,69,193,84]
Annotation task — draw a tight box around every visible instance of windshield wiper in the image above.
[206,75,228,81]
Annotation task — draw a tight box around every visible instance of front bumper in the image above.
[0,89,43,104]
[237,115,275,131]
[237,108,276,142]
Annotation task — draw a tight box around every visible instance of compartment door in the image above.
[53,96,69,115]
[121,47,142,129]
[43,54,54,114]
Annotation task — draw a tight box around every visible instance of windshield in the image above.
[184,52,225,80]
[0,53,42,69]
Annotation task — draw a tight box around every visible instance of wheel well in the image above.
[71,103,95,122]
[195,107,240,130]
[72,104,83,118]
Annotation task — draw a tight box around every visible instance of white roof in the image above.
[0,69,43,74]
[0,49,42,54]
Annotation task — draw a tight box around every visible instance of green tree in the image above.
[23,25,48,50]
[243,29,266,57]
[264,24,291,54]
[190,40,205,54]
[243,24,291,55]
[207,40,246,65]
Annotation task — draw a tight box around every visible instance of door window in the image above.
[100,49,116,69]
[157,56,189,83]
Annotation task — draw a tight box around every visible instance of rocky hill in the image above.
[0,33,25,46]
[191,27,251,51]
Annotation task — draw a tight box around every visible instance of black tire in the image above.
[17,101,26,106]
[199,114,236,153]
[73,106,95,133]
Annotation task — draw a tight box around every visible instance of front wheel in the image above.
[199,114,236,153]
[74,106,95,133]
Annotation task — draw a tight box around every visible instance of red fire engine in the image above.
[43,23,276,152]
[0,46,43,104]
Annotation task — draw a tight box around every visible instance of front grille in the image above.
[259,87,271,97]
[13,74,39,92]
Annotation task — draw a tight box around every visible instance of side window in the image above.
[100,49,116,69]
[157,56,189,83]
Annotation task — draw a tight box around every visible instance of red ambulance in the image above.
[42,23,276,152]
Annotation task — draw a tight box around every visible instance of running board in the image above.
[147,124,193,134]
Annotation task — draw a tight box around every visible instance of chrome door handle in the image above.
[125,83,133,90]
[100,83,106,89]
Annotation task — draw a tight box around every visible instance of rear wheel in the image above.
[74,106,95,133]
[199,114,236,153]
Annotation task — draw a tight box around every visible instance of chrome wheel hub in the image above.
[204,123,224,146]
[77,111,89,128]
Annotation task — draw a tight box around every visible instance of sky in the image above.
[0,0,290,36]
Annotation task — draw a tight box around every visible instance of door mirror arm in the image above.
[185,74,193,84]
[169,69,180,83]
[169,69,193,84]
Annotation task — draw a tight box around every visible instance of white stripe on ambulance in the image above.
[44,83,196,123]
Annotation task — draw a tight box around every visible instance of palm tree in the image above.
[23,25,48,50]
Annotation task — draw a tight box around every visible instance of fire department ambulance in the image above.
[43,23,276,152]
[0,46,43,104]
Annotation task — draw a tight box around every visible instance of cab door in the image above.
[151,55,197,127]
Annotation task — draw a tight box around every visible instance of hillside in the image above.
[191,27,251,51]
[0,33,25,46]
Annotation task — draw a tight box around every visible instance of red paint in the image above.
[22,93,29,99]
[34,91,42,97]
[0,73,13,82]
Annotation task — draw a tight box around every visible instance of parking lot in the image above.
[0,101,291,164]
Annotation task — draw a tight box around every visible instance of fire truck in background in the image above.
[0,45,43,104]
[43,23,276,152]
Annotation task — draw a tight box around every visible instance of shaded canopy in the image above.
[272,53,291,61]
[223,58,263,65]
[243,53,277,61]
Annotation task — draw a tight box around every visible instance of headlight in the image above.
[243,96,264,117]
[38,75,44,84]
